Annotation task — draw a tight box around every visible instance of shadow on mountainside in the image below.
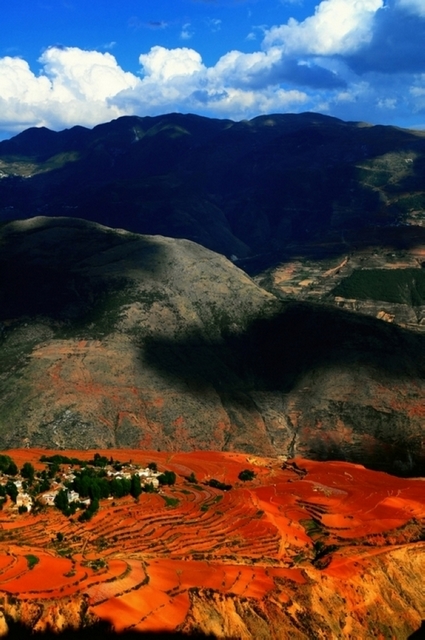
[143,300,425,394]
[235,225,425,277]
[142,300,425,475]
[2,620,219,640]
[0,217,165,322]
[408,620,425,639]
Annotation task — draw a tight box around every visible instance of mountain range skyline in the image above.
[1,0,425,140]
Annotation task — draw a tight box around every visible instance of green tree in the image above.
[91,453,108,467]
[25,554,39,570]
[238,469,256,482]
[130,474,142,499]
[0,455,18,476]
[54,488,69,514]
[110,477,131,498]
[21,462,35,484]
[48,462,60,478]
[6,461,18,476]
[5,481,18,503]
[158,470,176,486]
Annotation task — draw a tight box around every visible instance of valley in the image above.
[0,112,425,637]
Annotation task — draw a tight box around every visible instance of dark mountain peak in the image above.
[0,126,58,157]
[0,123,92,161]
[1,111,425,261]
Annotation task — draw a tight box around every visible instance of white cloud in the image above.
[1,0,425,140]
[395,0,425,16]
[208,48,282,87]
[0,57,50,103]
[207,18,222,32]
[0,48,140,134]
[180,23,194,40]
[116,46,308,121]
[139,46,205,82]
[264,0,384,56]
[201,87,308,119]
[40,47,138,102]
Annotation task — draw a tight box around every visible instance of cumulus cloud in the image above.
[40,47,139,102]
[264,0,384,56]
[1,0,425,138]
[139,46,204,81]
[0,48,140,134]
[346,4,425,74]
[113,45,308,120]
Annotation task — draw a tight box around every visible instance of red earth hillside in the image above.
[0,448,424,638]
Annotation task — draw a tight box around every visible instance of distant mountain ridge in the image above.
[1,112,425,263]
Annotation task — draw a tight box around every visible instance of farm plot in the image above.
[0,450,423,635]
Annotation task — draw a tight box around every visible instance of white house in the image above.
[67,490,80,503]
[40,491,58,506]
[16,492,33,512]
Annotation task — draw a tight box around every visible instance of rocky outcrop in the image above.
[181,545,425,639]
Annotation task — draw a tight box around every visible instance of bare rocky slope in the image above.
[1,217,424,475]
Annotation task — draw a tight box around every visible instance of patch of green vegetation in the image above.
[25,554,39,570]
[238,469,256,482]
[158,470,177,486]
[300,518,323,538]
[313,541,338,563]
[206,478,232,491]
[0,455,18,475]
[357,152,418,191]
[395,192,425,213]
[292,553,308,565]
[39,151,81,173]
[83,558,107,571]
[161,495,179,508]
[332,268,425,306]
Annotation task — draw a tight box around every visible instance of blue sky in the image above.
[1,0,425,138]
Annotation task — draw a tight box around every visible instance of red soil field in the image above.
[0,449,424,637]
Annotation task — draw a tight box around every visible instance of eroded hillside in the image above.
[1,217,425,474]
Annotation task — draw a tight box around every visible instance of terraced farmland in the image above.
[0,449,424,638]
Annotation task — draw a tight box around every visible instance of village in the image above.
[0,453,164,515]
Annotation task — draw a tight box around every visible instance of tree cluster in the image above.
[206,478,232,491]
[238,469,256,482]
